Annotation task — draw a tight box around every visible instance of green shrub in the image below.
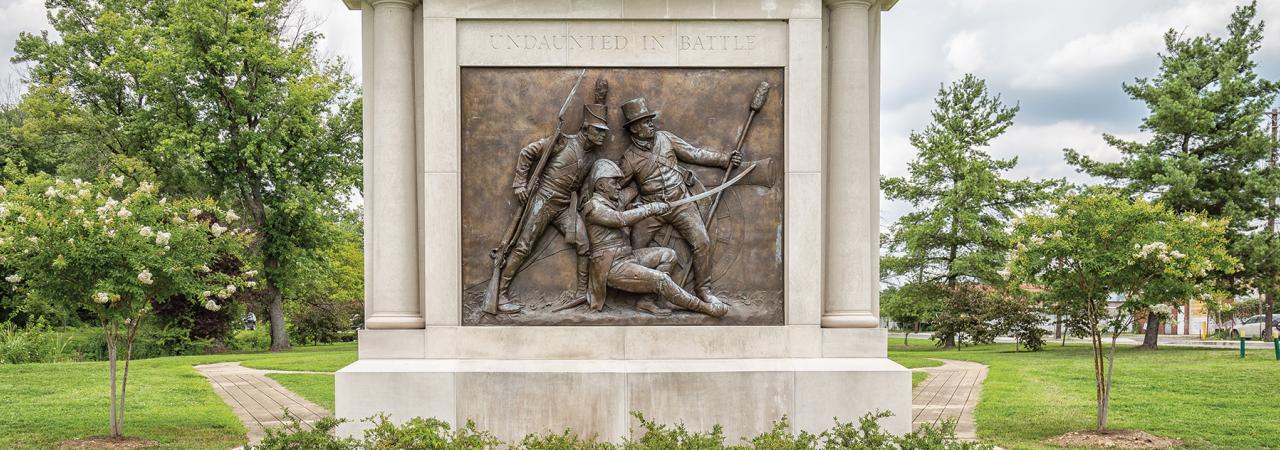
[258,412,358,450]
[64,323,214,360]
[230,328,271,352]
[0,322,74,364]
[251,411,992,450]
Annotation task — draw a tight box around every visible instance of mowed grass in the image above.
[889,338,1280,449]
[0,342,354,449]
[267,373,336,411]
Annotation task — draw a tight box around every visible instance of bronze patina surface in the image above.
[461,67,784,326]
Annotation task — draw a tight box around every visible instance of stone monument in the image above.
[337,0,908,441]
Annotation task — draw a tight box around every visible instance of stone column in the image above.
[822,0,881,328]
[364,0,424,329]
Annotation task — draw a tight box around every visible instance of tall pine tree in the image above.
[883,74,1060,348]
[1065,1,1280,345]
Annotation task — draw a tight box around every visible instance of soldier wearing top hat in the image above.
[615,97,742,312]
[492,102,611,313]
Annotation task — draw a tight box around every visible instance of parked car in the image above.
[1229,314,1280,339]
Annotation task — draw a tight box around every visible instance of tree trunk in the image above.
[106,325,120,438]
[267,281,290,351]
[1183,300,1191,335]
[1140,311,1160,350]
[1265,292,1275,341]
[1054,314,1062,339]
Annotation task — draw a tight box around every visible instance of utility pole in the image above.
[1266,109,1278,341]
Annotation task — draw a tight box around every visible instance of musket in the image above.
[482,69,587,314]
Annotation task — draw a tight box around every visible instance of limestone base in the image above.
[335,358,911,442]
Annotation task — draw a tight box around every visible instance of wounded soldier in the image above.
[578,159,728,318]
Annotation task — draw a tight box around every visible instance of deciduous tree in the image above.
[1008,189,1235,431]
[12,0,362,350]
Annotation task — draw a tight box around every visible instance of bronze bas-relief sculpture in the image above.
[461,68,784,326]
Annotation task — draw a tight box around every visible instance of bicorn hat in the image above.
[620,97,660,127]
[583,104,609,130]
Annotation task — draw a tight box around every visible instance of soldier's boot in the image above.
[495,281,523,314]
[696,286,723,306]
[659,279,727,318]
[636,297,672,317]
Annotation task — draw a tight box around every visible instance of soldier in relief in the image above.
[580,159,729,317]
[491,102,610,313]
[616,97,742,312]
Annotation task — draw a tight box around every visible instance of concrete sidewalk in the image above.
[911,359,988,440]
[194,362,332,446]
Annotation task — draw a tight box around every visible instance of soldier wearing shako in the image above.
[492,103,610,313]
[616,97,742,311]
[581,159,728,317]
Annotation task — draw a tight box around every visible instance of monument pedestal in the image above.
[338,326,908,439]
[339,0,907,441]
[337,356,908,441]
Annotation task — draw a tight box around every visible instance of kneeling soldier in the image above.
[581,159,728,317]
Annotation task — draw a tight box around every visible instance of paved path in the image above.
[899,332,1277,349]
[911,359,988,440]
[193,362,332,446]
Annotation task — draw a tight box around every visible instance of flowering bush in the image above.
[0,174,254,437]
[1005,189,1235,431]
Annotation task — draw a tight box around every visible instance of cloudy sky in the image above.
[3,0,1279,226]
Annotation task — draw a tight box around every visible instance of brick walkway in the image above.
[911,359,988,440]
[194,362,332,446]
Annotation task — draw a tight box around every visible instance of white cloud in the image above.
[944,31,984,80]
[1013,1,1241,89]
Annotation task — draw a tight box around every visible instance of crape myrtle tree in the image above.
[13,0,363,351]
[1007,189,1234,432]
[0,174,253,438]
[1064,1,1280,345]
[882,73,1060,348]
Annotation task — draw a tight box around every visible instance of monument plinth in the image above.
[338,0,909,441]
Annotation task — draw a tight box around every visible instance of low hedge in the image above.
[255,411,990,450]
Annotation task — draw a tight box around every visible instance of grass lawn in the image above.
[267,373,336,411]
[0,342,354,449]
[889,338,1280,449]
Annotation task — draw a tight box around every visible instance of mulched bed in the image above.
[1046,430,1182,449]
[60,436,158,449]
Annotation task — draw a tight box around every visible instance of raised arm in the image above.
[584,200,670,228]
[666,132,732,168]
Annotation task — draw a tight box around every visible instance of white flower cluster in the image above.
[204,300,221,312]
[138,269,154,285]
[5,274,21,283]
[211,224,227,237]
[94,292,111,304]
[1133,241,1185,262]
[110,174,125,187]
[1150,304,1174,316]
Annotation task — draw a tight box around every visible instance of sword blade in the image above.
[668,163,757,209]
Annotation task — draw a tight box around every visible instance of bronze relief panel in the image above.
[460,68,784,326]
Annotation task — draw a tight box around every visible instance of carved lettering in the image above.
[484,33,761,52]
